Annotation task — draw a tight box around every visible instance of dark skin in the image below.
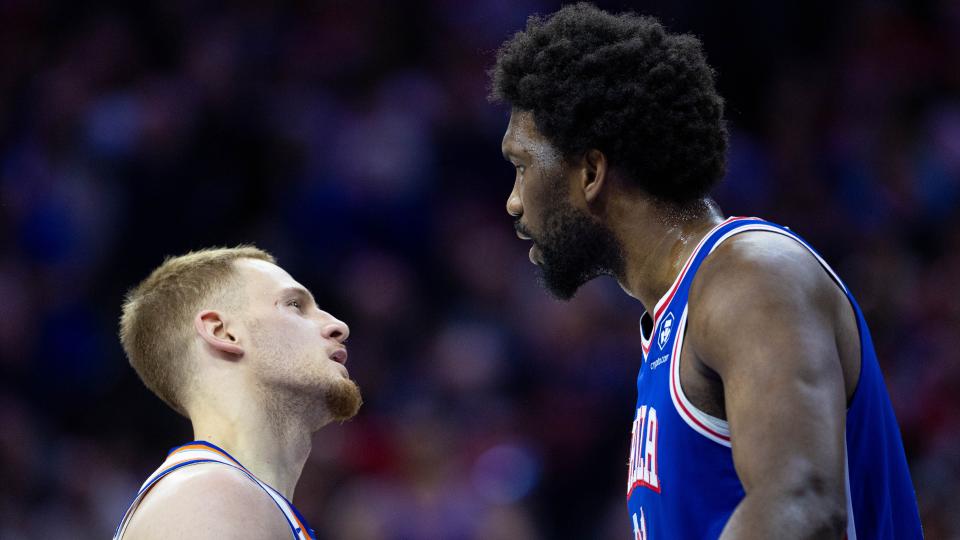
[502,110,860,539]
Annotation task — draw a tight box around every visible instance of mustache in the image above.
[514,221,535,239]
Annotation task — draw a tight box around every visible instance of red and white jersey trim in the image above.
[668,307,732,447]
[704,223,848,294]
[661,219,852,448]
[640,217,755,357]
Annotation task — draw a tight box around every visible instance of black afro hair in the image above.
[491,3,728,204]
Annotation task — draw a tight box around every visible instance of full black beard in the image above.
[532,201,625,301]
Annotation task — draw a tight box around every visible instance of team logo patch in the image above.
[658,312,674,349]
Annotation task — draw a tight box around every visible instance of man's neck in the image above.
[612,197,724,311]
[189,397,314,500]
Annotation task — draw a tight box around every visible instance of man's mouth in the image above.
[514,221,534,241]
[515,222,541,265]
[329,348,348,365]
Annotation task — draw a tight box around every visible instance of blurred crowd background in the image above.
[1,0,958,538]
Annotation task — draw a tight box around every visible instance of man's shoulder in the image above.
[690,229,834,308]
[685,229,842,353]
[123,463,292,539]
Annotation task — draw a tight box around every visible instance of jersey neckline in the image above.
[639,216,753,356]
[167,440,316,538]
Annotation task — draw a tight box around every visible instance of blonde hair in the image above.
[119,245,276,415]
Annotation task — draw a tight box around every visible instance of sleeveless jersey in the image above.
[113,441,317,540]
[625,217,923,539]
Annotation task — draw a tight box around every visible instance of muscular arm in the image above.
[122,465,293,540]
[687,234,849,539]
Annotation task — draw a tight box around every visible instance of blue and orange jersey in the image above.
[113,441,316,540]
[625,217,923,539]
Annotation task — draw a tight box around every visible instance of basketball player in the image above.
[492,4,922,538]
[113,246,361,539]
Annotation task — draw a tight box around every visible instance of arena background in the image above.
[1,1,958,538]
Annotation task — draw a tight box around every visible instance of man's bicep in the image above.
[690,258,848,500]
[123,466,292,540]
[723,319,847,496]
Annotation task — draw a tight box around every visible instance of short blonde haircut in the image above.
[120,245,276,415]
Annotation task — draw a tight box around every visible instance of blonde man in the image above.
[113,246,360,540]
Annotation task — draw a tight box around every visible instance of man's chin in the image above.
[325,379,363,421]
[537,265,588,301]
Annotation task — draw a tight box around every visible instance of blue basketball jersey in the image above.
[625,217,923,539]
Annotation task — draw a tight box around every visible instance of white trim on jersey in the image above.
[114,445,310,540]
[668,307,732,447]
[845,443,858,539]
[661,220,862,533]
[666,220,851,448]
[641,216,755,356]
[704,224,849,294]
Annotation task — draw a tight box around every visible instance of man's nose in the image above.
[506,187,522,217]
[321,317,350,343]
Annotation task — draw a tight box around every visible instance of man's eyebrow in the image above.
[281,286,317,306]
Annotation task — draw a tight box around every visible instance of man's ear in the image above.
[581,149,608,204]
[194,310,244,358]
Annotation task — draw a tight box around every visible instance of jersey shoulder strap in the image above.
[113,442,311,540]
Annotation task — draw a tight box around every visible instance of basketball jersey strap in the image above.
[640,216,849,355]
[113,442,313,540]
[664,217,854,445]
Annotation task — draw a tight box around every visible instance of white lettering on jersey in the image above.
[632,509,648,540]
[643,407,659,488]
[658,312,674,349]
[627,405,660,498]
[649,354,669,370]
